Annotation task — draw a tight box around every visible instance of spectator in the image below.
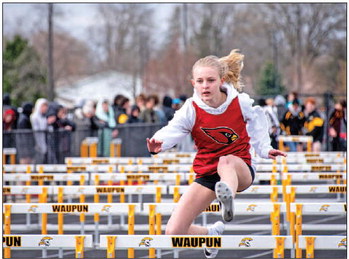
[172,98,182,111]
[57,105,76,163]
[16,102,34,164]
[115,96,130,124]
[96,99,118,157]
[46,103,60,164]
[286,91,299,109]
[3,93,18,129]
[263,98,280,149]
[280,99,305,151]
[136,93,146,112]
[30,98,49,164]
[303,98,324,152]
[274,95,287,122]
[127,105,143,123]
[3,108,17,148]
[140,95,161,123]
[162,96,175,122]
[329,100,347,151]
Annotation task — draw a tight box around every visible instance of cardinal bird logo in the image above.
[201,127,239,145]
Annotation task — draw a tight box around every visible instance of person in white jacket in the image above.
[147,50,286,258]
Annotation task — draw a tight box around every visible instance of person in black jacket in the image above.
[127,105,143,123]
[16,102,34,164]
[162,96,175,122]
[56,105,76,163]
[280,99,305,151]
[303,98,324,152]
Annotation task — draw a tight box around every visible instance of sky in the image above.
[3,3,176,45]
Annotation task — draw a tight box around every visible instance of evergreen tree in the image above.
[3,35,47,106]
[257,61,285,96]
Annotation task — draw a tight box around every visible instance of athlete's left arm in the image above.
[238,93,286,159]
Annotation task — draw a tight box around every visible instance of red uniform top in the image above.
[191,97,251,178]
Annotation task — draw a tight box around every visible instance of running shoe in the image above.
[204,221,225,258]
[215,181,234,222]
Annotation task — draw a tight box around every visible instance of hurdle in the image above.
[278,135,313,152]
[110,138,122,157]
[99,234,293,258]
[3,163,346,174]
[297,235,346,258]
[288,202,346,258]
[169,185,284,203]
[64,155,346,165]
[143,202,287,234]
[4,203,141,245]
[80,137,98,157]
[3,147,16,164]
[155,151,346,158]
[2,234,93,259]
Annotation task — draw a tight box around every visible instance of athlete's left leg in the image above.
[217,155,253,195]
[215,155,253,222]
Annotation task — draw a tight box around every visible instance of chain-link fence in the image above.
[3,123,165,164]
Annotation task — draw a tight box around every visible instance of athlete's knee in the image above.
[219,155,239,166]
[165,223,186,235]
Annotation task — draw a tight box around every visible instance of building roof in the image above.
[55,70,142,107]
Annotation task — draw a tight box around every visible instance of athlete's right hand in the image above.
[146,138,163,154]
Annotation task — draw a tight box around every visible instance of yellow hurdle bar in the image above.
[90,142,97,157]
[41,187,48,234]
[271,203,280,235]
[306,140,312,152]
[120,166,125,203]
[173,187,180,203]
[75,236,85,258]
[270,186,278,202]
[107,166,113,203]
[4,205,12,258]
[107,236,117,258]
[156,187,162,203]
[175,174,181,186]
[188,174,194,185]
[10,153,16,164]
[148,204,156,258]
[295,204,303,258]
[273,236,286,258]
[80,175,86,224]
[94,175,100,224]
[128,204,135,258]
[26,165,31,203]
[80,141,88,157]
[38,166,44,186]
[58,187,64,234]
[305,236,316,258]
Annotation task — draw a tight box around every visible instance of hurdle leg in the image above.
[107,236,116,258]
[149,205,156,258]
[42,247,47,258]
[75,236,85,258]
[305,236,316,258]
[128,205,135,258]
[4,205,12,259]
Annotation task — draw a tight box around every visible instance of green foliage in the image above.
[3,35,47,106]
[257,62,285,96]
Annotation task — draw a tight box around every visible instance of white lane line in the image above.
[244,250,273,258]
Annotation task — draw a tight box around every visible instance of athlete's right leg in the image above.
[165,182,216,235]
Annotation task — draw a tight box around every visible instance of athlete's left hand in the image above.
[268,149,287,160]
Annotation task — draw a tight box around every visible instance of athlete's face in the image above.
[191,66,224,106]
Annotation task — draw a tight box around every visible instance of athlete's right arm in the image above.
[147,99,195,153]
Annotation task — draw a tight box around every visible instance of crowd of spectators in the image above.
[261,92,347,152]
[3,91,347,164]
[2,92,189,162]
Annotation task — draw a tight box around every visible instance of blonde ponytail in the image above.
[219,49,244,92]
